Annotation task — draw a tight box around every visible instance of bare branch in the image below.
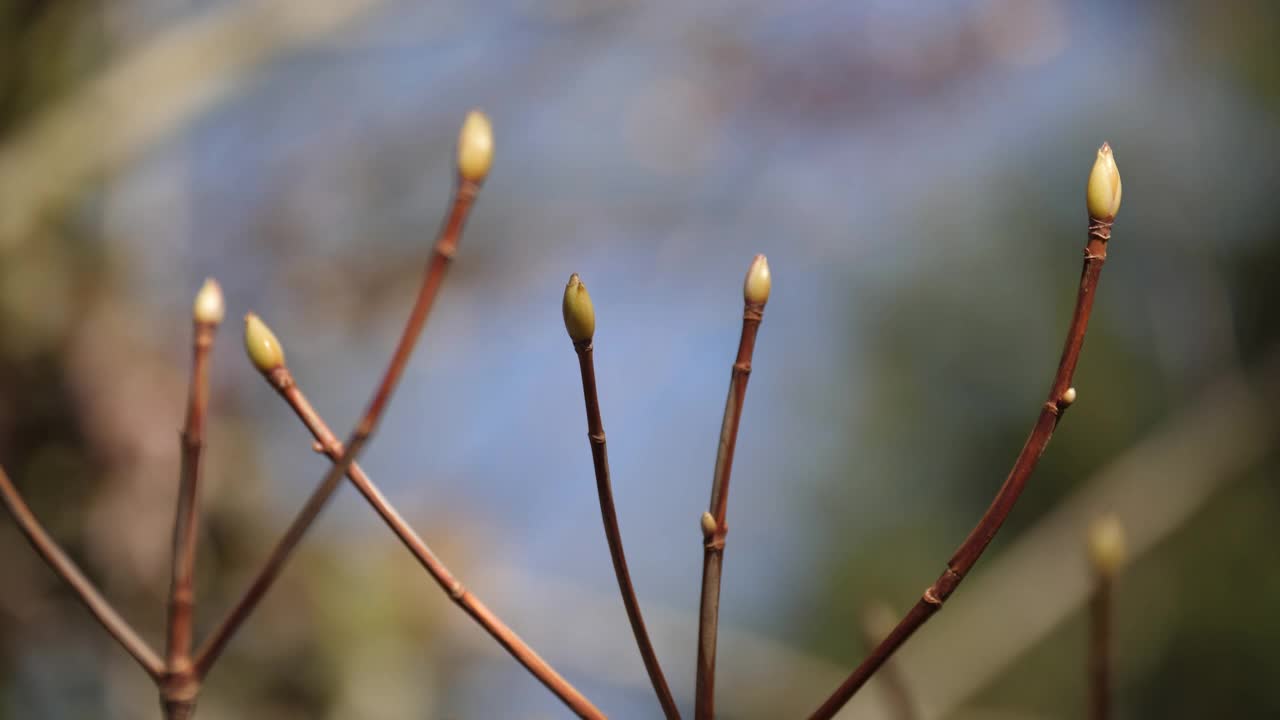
[563,273,680,718]
[0,466,165,679]
[696,255,770,720]
[273,370,606,719]
[195,160,482,679]
[807,155,1120,719]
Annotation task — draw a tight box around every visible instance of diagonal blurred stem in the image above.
[193,177,479,679]
[695,299,765,720]
[270,369,606,719]
[573,339,681,719]
[808,216,1114,720]
[0,465,165,679]
[1089,574,1113,720]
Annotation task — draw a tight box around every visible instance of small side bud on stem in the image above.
[243,313,285,373]
[192,278,225,325]
[1060,387,1078,407]
[457,110,494,183]
[744,254,771,305]
[1087,514,1126,578]
[1086,143,1122,222]
[562,273,596,344]
[700,512,717,537]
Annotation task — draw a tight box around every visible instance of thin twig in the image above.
[193,176,480,679]
[269,369,606,719]
[860,603,917,720]
[0,465,165,679]
[1089,575,1112,720]
[696,255,770,720]
[573,338,681,719]
[161,281,224,720]
[806,214,1115,720]
[1086,514,1124,720]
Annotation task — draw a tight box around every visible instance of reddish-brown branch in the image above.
[860,603,917,720]
[190,436,342,678]
[695,302,765,720]
[807,220,1113,720]
[162,317,218,717]
[270,371,605,719]
[573,341,681,719]
[0,465,165,679]
[193,178,480,679]
[1089,574,1113,720]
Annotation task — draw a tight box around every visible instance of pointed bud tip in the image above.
[562,273,596,343]
[193,278,225,325]
[243,312,285,373]
[1087,514,1126,578]
[744,254,771,305]
[1086,141,1122,221]
[457,110,494,183]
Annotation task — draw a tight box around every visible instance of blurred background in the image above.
[2,1,1278,718]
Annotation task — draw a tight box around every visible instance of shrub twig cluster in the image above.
[0,118,1125,719]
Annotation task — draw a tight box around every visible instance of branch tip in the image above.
[562,273,596,343]
[744,254,771,305]
[192,278,225,325]
[1087,142,1122,222]
[243,313,285,373]
[457,109,494,183]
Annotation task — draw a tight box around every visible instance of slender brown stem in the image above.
[265,370,605,719]
[160,317,217,718]
[807,219,1114,720]
[0,465,165,679]
[190,437,343,678]
[695,301,765,720]
[573,340,681,719]
[860,603,917,720]
[193,177,480,679]
[1089,574,1112,720]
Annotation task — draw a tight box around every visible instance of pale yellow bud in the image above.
[243,313,285,373]
[193,278,225,325]
[1086,142,1122,221]
[744,254,771,305]
[1061,387,1078,407]
[562,273,596,343]
[700,512,717,537]
[457,110,494,183]
[1087,514,1126,578]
